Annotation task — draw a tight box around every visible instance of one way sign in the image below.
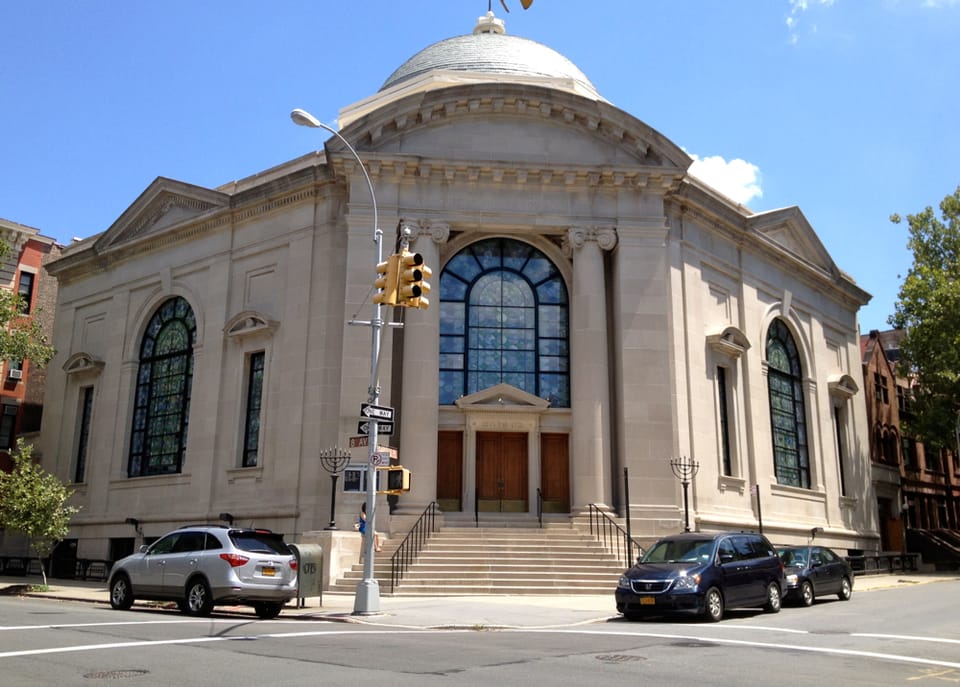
[360,403,394,421]
[358,420,394,436]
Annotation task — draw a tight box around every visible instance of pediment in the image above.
[336,82,692,173]
[707,326,751,358]
[95,178,230,251]
[224,310,280,339]
[747,207,836,275]
[455,383,551,410]
[63,352,104,376]
[828,373,860,399]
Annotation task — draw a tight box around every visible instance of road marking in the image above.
[854,633,960,646]
[1,627,959,672]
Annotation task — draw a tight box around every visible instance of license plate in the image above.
[262,566,276,577]
[639,596,656,605]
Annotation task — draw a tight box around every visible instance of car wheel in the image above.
[183,579,214,616]
[703,587,724,622]
[254,602,283,620]
[838,576,853,601]
[763,582,782,613]
[109,575,134,610]
[800,580,814,607]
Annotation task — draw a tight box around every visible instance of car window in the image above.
[229,531,290,555]
[732,536,757,560]
[779,548,808,567]
[171,532,205,553]
[820,548,839,564]
[718,539,736,561]
[148,534,178,555]
[641,539,714,563]
[203,532,224,550]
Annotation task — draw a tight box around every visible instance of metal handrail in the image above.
[389,501,438,591]
[536,488,543,528]
[588,504,643,568]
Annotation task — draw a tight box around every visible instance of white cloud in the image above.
[688,154,763,206]
[786,0,836,43]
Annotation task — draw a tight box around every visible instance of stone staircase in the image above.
[328,520,628,595]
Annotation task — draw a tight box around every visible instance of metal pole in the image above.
[681,479,690,532]
[623,467,632,562]
[291,109,383,615]
[326,474,339,530]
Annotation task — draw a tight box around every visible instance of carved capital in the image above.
[563,225,618,256]
[401,219,450,245]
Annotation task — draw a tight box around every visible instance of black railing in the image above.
[536,488,543,528]
[588,504,643,568]
[390,501,438,592]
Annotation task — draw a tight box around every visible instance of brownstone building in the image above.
[861,329,960,559]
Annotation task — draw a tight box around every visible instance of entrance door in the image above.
[540,433,570,513]
[437,431,463,511]
[477,432,528,512]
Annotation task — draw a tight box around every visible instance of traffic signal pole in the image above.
[291,108,389,615]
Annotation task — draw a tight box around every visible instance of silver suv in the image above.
[108,525,298,619]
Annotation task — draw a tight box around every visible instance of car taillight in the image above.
[289,560,298,571]
[220,553,250,567]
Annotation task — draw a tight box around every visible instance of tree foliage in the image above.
[0,440,79,586]
[0,241,55,368]
[889,185,960,449]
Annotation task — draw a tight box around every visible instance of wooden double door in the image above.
[437,430,570,513]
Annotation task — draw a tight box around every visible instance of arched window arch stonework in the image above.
[765,318,810,488]
[438,237,569,407]
[128,296,197,477]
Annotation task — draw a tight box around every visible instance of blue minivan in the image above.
[616,532,785,622]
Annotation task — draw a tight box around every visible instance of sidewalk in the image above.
[2,573,957,629]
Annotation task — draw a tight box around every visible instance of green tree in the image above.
[0,440,80,587]
[889,185,960,450]
[0,240,55,368]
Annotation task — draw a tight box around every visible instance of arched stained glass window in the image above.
[128,297,196,477]
[766,318,810,488]
[439,238,569,406]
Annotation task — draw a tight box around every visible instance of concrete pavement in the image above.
[2,572,957,629]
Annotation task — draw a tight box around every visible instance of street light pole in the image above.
[669,455,700,532]
[291,108,384,615]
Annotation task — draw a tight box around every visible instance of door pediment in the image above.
[455,383,550,410]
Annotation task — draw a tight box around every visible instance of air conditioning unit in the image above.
[8,369,22,380]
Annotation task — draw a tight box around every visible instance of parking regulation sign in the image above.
[369,452,388,466]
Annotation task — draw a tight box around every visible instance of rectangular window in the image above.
[17,272,35,315]
[0,404,18,449]
[834,405,847,496]
[873,372,889,404]
[242,352,265,467]
[75,387,94,483]
[902,436,917,469]
[717,366,733,476]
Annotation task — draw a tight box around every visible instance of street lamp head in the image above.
[290,108,323,129]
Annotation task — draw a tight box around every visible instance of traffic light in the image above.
[376,466,411,494]
[397,250,432,309]
[373,254,399,305]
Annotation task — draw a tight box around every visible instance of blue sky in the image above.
[2,1,958,333]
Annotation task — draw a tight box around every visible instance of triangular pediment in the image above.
[455,383,551,410]
[95,177,230,251]
[748,207,837,275]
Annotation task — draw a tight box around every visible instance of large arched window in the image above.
[439,238,569,406]
[766,318,810,488]
[128,297,196,477]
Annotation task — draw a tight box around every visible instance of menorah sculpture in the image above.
[670,455,700,532]
[320,446,351,530]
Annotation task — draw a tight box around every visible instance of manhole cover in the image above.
[83,670,149,680]
[596,654,647,663]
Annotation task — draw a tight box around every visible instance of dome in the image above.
[379,12,602,101]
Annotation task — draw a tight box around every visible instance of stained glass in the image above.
[439,238,569,406]
[129,296,196,477]
[766,319,809,488]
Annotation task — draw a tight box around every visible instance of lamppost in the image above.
[291,107,384,615]
[319,447,350,530]
[670,455,700,532]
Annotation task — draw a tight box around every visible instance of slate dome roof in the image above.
[379,12,601,101]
